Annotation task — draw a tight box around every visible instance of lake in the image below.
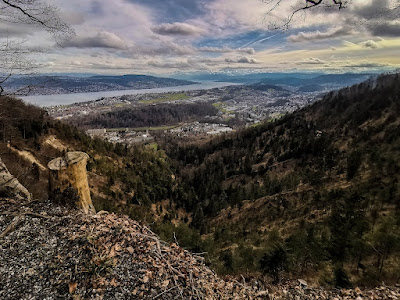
[21,81,238,107]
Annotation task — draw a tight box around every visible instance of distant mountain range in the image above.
[174,72,376,92]
[4,74,196,95]
[4,72,377,96]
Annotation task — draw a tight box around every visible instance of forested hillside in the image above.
[0,96,181,223]
[1,73,400,287]
[71,102,217,129]
[161,73,400,285]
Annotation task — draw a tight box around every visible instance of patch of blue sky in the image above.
[196,30,288,52]
[128,0,211,22]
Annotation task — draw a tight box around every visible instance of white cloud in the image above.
[202,0,268,34]
[359,40,380,49]
[288,26,355,43]
[298,57,326,65]
[198,46,255,54]
[136,41,195,56]
[64,31,127,49]
[152,22,205,36]
[225,56,259,64]
[14,0,400,74]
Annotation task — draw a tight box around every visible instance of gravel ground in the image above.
[0,198,259,299]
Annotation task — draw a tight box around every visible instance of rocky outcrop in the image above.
[0,157,31,200]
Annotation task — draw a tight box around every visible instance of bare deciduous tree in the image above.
[264,0,400,30]
[0,0,73,41]
[0,0,74,95]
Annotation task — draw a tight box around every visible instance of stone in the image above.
[298,279,308,288]
[0,157,31,200]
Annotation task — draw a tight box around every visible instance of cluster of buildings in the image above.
[208,86,316,124]
[47,98,131,120]
[169,122,233,137]
[87,128,154,144]
[48,85,320,145]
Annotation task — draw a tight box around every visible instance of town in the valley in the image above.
[47,85,322,144]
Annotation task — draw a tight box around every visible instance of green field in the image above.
[139,93,189,104]
[212,102,230,113]
[145,143,158,150]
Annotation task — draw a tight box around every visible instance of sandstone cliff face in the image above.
[0,157,31,200]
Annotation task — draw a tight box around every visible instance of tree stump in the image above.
[48,151,95,214]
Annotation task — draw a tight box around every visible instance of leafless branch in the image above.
[0,0,74,41]
[0,0,74,94]
[264,0,348,29]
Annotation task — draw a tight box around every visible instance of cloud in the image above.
[0,19,52,38]
[359,40,380,49]
[64,31,127,49]
[343,61,392,68]
[0,24,30,38]
[152,22,205,36]
[134,43,256,57]
[152,41,195,55]
[19,0,400,74]
[352,0,399,21]
[287,26,355,43]
[367,22,400,37]
[203,0,268,33]
[298,57,326,65]
[347,1,400,37]
[61,10,85,25]
[148,60,206,70]
[197,46,255,54]
[225,56,258,64]
[129,40,196,57]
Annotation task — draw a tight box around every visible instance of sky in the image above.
[2,0,400,75]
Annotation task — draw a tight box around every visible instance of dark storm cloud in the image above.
[349,0,400,37]
[352,0,399,21]
[367,22,400,37]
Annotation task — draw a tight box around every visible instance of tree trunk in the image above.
[48,151,95,214]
